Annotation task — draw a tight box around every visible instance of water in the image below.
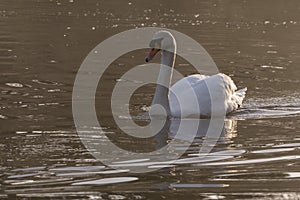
[0,0,300,199]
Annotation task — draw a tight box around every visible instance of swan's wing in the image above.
[171,74,208,90]
[215,73,248,114]
[170,74,221,117]
[182,74,209,83]
[169,73,247,117]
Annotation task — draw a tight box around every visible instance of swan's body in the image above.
[169,73,247,117]
[146,31,246,118]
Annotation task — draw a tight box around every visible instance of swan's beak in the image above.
[145,48,160,62]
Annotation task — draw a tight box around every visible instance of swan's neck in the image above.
[151,50,175,116]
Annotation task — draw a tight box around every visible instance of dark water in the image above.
[1,0,300,199]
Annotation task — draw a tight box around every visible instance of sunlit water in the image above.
[0,0,300,199]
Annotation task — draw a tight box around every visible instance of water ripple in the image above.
[72,177,138,186]
[199,155,300,166]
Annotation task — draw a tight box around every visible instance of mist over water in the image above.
[0,0,300,199]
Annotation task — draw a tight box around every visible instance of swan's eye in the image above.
[149,38,163,49]
[152,48,161,52]
[154,43,161,50]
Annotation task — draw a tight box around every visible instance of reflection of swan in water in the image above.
[154,118,238,150]
[145,31,247,117]
[169,118,237,141]
[110,118,242,169]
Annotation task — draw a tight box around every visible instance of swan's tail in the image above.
[234,87,247,107]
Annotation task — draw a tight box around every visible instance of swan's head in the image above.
[145,31,176,62]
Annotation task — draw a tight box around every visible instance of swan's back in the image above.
[169,73,246,118]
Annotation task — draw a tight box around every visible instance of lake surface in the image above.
[0,0,300,199]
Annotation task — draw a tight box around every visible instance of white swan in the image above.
[145,31,247,118]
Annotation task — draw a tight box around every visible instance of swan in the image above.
[145,31,247,118]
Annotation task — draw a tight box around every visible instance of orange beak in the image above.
[145,48,160,62]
